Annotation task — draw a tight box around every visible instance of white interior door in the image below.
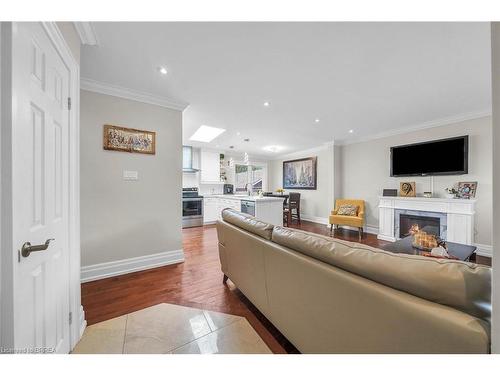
[11,22,71,353]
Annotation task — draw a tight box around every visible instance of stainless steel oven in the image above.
[182,188,203,228]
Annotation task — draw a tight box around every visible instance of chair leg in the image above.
[358,228,362,242]
[223,274,228,284]
[330,224,333,234]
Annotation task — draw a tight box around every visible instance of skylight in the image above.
[189,125,226,143]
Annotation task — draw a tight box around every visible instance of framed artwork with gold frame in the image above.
[103,124,156,155]
[400,181,416,197]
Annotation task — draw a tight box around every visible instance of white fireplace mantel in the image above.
[377,196,476,245]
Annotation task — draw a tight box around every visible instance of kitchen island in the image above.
[203,194,286,226]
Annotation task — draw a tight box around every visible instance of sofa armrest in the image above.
[331,210,338,215]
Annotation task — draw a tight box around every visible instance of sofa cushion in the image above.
[221,208,274,240]
[271,226,491,320]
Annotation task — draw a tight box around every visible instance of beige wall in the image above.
[268,147,332,220]
[339,116,492,246]
[56,22,80,63]
[80,90,183,266]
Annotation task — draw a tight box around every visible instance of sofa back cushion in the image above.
[271,226,491,320]
[221,208,274,240]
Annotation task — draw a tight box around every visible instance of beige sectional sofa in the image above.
[216,208,491,354]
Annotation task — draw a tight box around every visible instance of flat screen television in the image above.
[390,135,468,177]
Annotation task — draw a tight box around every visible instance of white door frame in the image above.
[0,22,84,351]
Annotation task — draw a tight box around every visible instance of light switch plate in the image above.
[123,170,139,180]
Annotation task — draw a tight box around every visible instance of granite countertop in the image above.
[204,194,286,202]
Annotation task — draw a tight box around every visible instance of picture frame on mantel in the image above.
[457,181,478,199]
[283,157,317,190]
[399,181,416,197]
[103,124,156,155]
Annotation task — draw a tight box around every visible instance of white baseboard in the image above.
[475,243,492,258]
[81,249,185,282]
[301,215,329,225]
[301,215,378,235]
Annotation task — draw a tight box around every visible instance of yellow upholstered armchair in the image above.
[329,199,365,241]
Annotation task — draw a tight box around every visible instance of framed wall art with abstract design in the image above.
[283,157,317,190]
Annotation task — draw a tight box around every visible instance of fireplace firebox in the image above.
[399,214,440,238]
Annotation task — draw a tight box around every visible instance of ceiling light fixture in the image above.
[189,125,226,143]
[236,132,241,136]
[349,129,354,133]
[263,145,284,153]
[158,66,168,75]
[263,101,270,107]
[315,118,320,123]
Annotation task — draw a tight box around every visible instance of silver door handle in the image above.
[21,239,55,258]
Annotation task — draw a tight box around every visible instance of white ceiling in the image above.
[81,22,491,157]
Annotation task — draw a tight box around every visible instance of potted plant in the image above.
[445,187,458,199]
[276,188,284,195]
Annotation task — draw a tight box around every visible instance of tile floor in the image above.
[72,303,272,354]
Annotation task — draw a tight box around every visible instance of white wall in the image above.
[490,21,499,354]
[80,90,183,268]
[268,146,333,221]
[339,116,492,246]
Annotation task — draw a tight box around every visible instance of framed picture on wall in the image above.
[283,157,317,190]
[103,124,156,155]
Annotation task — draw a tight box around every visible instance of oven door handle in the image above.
[182,198,203,202]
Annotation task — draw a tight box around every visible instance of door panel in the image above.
[12,22,71,353]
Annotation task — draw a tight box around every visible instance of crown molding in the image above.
[73,22,99,46]
[269,109,491,158]
[270,144,330,160]
[337,109,491,146]
[80,78,189,111]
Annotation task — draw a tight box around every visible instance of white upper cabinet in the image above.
[200,150,222,183]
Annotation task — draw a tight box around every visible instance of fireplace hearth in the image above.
[399,214,440,238]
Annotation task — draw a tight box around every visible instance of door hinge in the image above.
[18,250,21,263]
[67,97,72,110]
[69,312,73,325]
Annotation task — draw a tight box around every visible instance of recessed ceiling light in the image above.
[263,101,270,107]
[315,118,320,123]
[158,66,168,75]
[189,125,226,143]
[349,129,354,133]
[263,145,284,153]
[236,132,241,136]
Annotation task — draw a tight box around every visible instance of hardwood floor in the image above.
[81,220,491,354]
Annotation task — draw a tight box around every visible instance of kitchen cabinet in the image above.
[202,195,284,225]
[200,150,222,183]
[203,197,219,223]
[204,196,241,224]
[216,198,240,220]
